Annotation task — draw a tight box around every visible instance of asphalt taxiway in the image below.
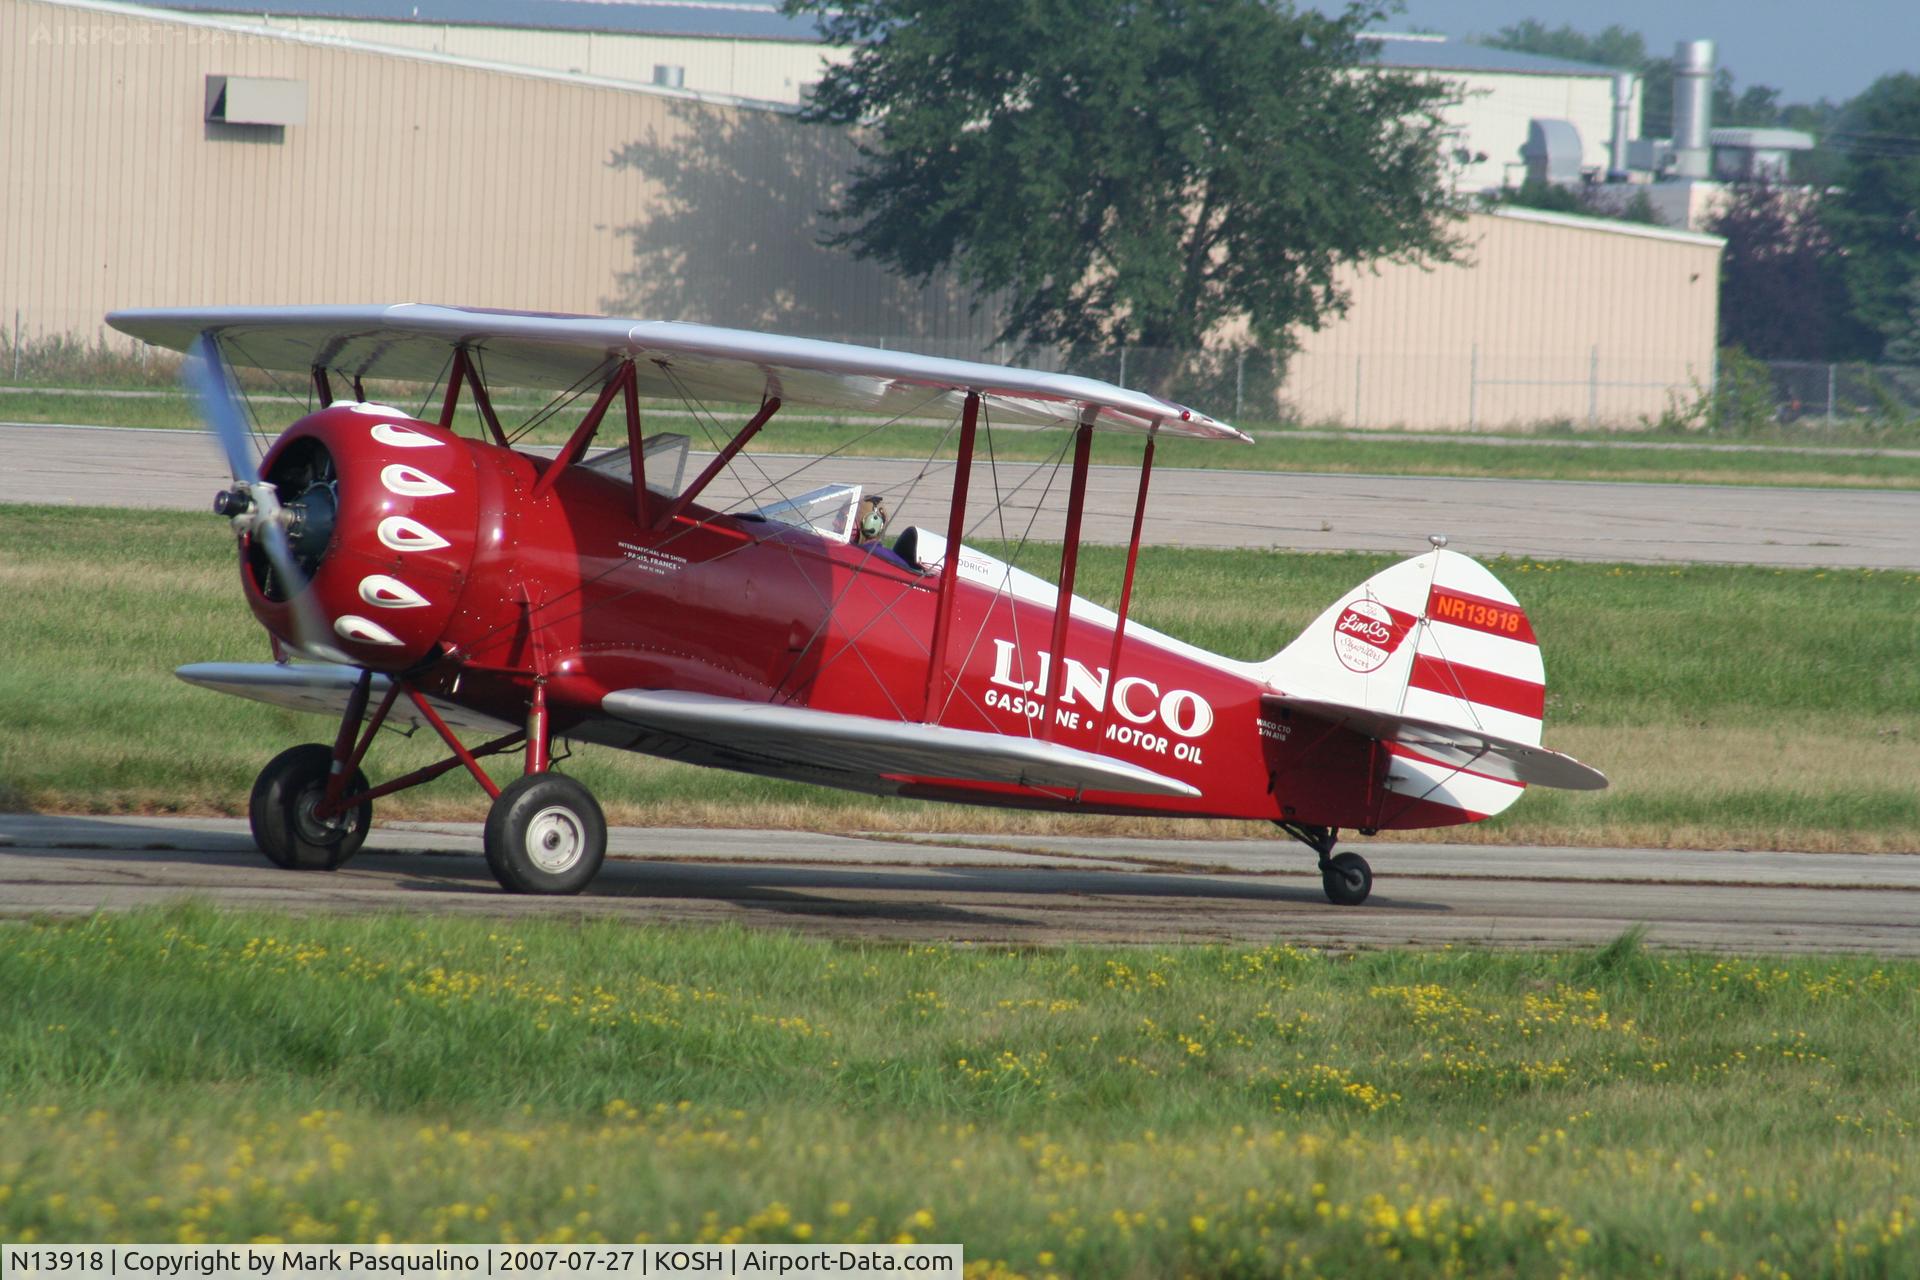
[3,815,1913,955]
[4,422,1917,569]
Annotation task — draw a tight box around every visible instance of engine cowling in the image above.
[244,403,480,669]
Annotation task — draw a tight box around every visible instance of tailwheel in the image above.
[1321,850,1372,907]
[483,772,607,895]
[1276,821,1374,907]
[250,743,371,871]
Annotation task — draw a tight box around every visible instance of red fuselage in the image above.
[248,405,1446,829]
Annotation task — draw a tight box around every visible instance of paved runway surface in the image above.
[4,815,1914,954]
[6,423,1917,569]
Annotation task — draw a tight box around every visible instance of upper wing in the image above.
[177,662,518,736]
[106,304,1247,441]
[1266,694,1608,791]
[601,689,1202,799]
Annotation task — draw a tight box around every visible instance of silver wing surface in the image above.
[179,665,1201,798]
[106,304,1246,440]
[1265,694,1609,791]
[601,689,1202,798]
[177,663,518,736]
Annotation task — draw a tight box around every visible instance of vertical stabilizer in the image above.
[1258,549,1559,824]
[1260,549,1545,744]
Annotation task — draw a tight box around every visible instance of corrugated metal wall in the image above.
[5,0,1719,431]
[1,0,989,344]
[1281,208,1723,428]
[199,15,850,104]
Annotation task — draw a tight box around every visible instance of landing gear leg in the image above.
[480,680,607,896]
[1276,822,1373,907]
[250,744,371,870]
[249,670,379,871]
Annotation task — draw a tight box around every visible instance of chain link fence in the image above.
[1766,361,1920,426]
[840,339,1706,429]
[10,314,1919,433]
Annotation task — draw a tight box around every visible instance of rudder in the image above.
[1259,549,1554,826]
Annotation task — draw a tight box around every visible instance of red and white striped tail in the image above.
[1259,549,1554,824]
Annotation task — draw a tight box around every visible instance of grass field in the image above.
[2,504,1916,851]
[2,909,1915,1275]
[8,383,1920,489]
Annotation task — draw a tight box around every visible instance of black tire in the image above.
[1321,850,1372,906]
[483,772,607,895]
[249,743,371,871]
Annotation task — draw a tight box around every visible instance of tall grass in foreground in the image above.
[1,910,1915,1275]
[1,504,1917,849]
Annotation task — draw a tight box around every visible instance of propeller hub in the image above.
[213,487,254,519]
[284,481,339,562]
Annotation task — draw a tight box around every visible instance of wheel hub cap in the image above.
[294,786,347,844]
[526,806,586,874]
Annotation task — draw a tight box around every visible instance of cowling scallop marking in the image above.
[380,463,455,498]
[358,574,431,610]
[370,422,443,448]
[346,402,412,418]
[376,516,451,553]
[334,615,405,646]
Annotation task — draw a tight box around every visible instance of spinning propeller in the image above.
[187,335,341,661]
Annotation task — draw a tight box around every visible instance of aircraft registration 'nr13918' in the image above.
[108,304,1605,905]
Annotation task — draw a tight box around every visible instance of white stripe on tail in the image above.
[1259,550,1601,823]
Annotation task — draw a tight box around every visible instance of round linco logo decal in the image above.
[1333,599,1401,673]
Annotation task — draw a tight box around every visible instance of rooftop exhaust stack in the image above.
[1672,39,1714,179]
[1608,72,1634,180]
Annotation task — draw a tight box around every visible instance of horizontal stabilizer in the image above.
[603,689,1202,799]
[1266,694,1608,791]
[176,663,517,735]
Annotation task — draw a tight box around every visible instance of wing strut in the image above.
[654,394,782,528]
[1039,416,1096,740]
[532,360,631,499]
[463,353,510,448]
[1094,426,1158,739]
[623,368,649,525]
[922,390,981,722]
[430,346,512,448]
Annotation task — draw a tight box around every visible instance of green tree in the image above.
[783,0,1463,389]
[1823,74,1920,358]
[1883,277,1920,367]
[1707,181,1861,360]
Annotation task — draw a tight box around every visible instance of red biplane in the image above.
[107,305,1605,905]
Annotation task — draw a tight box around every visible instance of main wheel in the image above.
[483,773,607,895]
[249,743,371,871]
[1321,850,1372,906]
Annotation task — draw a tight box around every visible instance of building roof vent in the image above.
[1710,127,1815,182]
[1521,118,1584,186]
[205,76,307,127]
